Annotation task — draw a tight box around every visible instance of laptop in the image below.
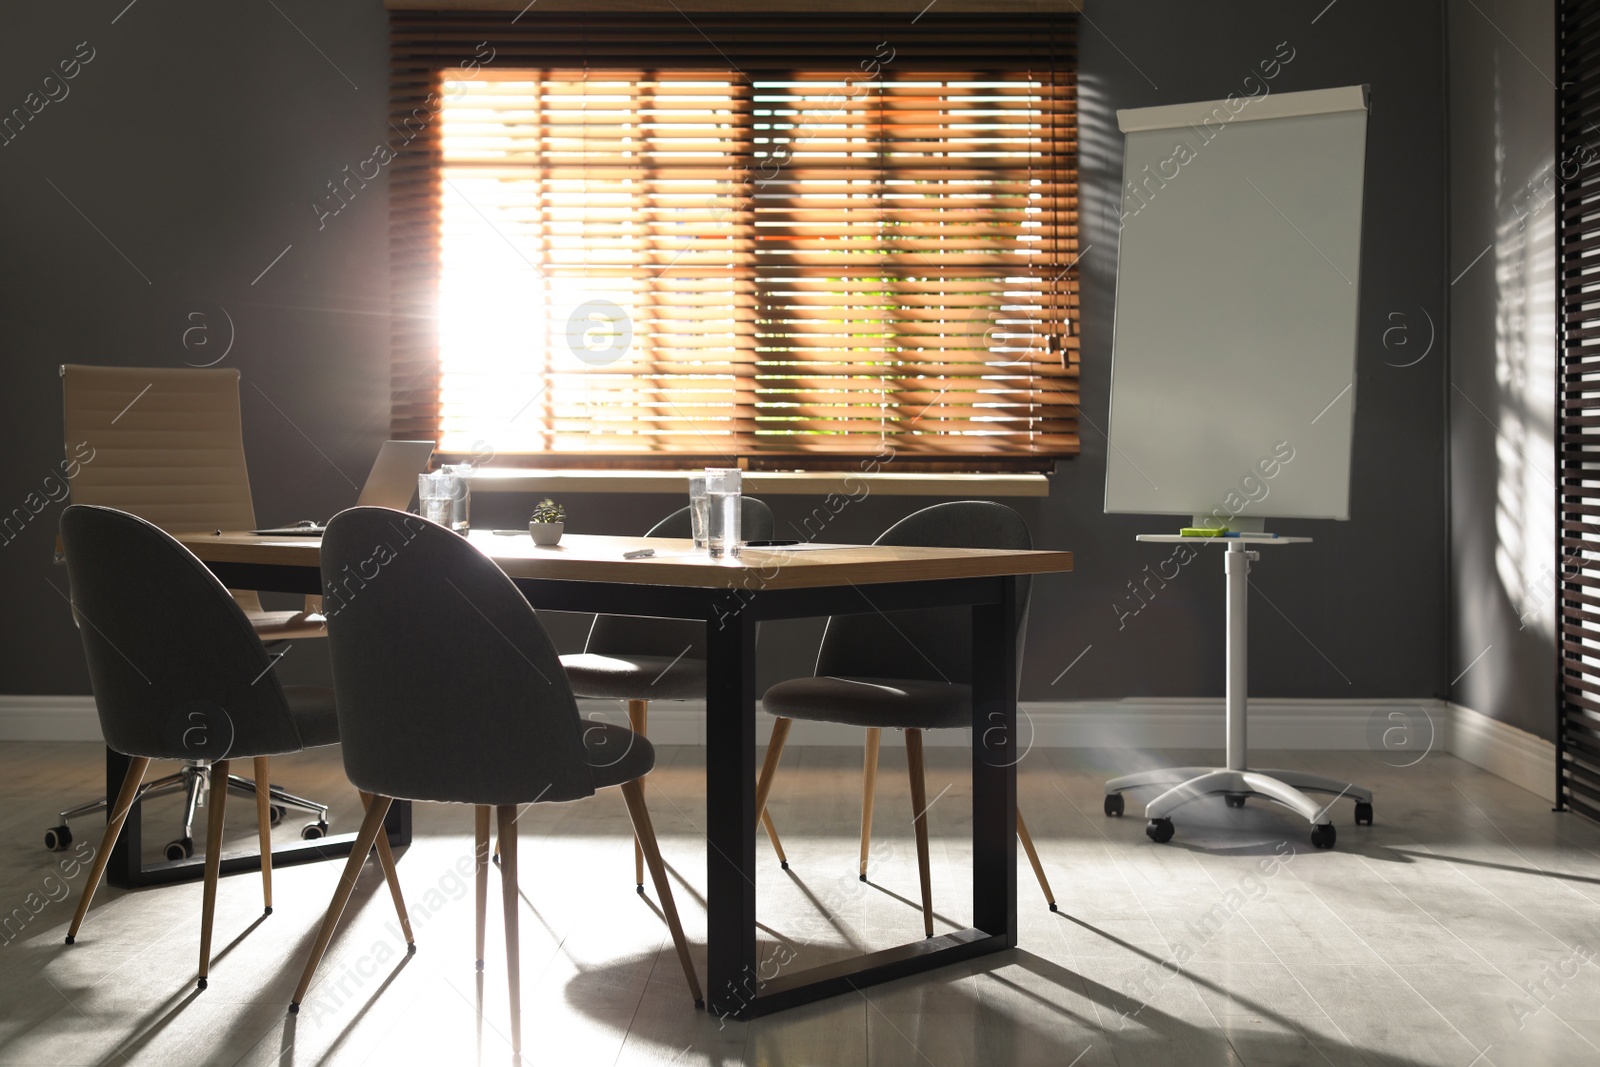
[253,440,436,536]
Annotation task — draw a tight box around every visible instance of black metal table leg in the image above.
[971,575,1019,944]
[702,577,1020,1018]
[703,596,759,1019]
[105,746,412,889]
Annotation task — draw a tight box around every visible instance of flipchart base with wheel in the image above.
[1103,536,1373,850]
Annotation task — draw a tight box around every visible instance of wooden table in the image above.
[178,528,1073,1018]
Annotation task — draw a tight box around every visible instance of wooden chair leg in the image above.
[289,794,393,1012]
[475,805,490,971]
[198,759,230,989]
[755,716,792,868]
[905,730,933,939]
[253,757,273,915]
[496,805,522,1056]
[362,792,414,949]
[620,779,704,1008]
[760,807,786,866]
[66,755,150,944]
[859,727,882,881]
[1016,806,1057,912]
[628,699,648,891]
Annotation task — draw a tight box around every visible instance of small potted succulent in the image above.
[529,498,565,545]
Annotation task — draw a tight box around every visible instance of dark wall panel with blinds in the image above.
[1559,0,1600,819]
[388,11,1078,468]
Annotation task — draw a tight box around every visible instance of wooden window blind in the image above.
[388,11,1078,469]
[1559,0,1600,819]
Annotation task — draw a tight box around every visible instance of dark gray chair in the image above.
[560,497,782,888]
[293,507,702,1054]
[49,364,332,865]
[755,501,1058,936]
[57,505,404,991]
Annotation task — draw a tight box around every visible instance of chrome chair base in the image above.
[45,760,329,856]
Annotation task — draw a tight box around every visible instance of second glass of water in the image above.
[704,467,741,558]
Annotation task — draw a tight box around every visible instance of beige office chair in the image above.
[61,364,325,638]
[49,365,331,859]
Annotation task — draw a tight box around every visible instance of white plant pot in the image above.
[529,521,564,546]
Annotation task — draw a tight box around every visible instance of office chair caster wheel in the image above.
[1354,802,1373,826]
[1104,794,1124,817]
[301,820,328,840]
[164,837,194,861]
[44,825,72,851]
[1146,818,1174,844]
[1224,794,1247,809]
[1310,823,1337,850]
[269,804,286,826]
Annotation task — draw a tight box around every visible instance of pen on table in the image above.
[623,548,655,559]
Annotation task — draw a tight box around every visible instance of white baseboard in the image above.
[0,696,103,742]
[601,697,1442,750]
[0,695,1556,802]
[1447,701,1557,802]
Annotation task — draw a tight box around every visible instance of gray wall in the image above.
[1447,0,1558,741]
[1,1,1450,707]
[1057,0,1450,702]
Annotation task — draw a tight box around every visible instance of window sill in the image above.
[465,469,1050,498]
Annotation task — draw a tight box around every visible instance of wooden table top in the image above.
[178,530,1074,591]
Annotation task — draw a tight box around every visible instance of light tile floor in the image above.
[0,741,1595,1066]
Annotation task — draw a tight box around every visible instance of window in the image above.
[388,10,1078,470]
[1559,0,1600,820]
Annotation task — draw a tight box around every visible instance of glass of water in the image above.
[418,471,454,529]
[441,463,472,533]
[704,467,741,558]
[688,473,709,548]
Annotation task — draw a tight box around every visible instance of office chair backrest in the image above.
[58,506,304,761]
[815,500,1032,686]
[583,496,775,658]
[320,507,593,806]
[61,365,258,534]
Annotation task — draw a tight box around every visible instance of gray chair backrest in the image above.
[815,501,1032,686]
[58,505,304,761]
[320,507,593,806]
[583,497,774,659]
